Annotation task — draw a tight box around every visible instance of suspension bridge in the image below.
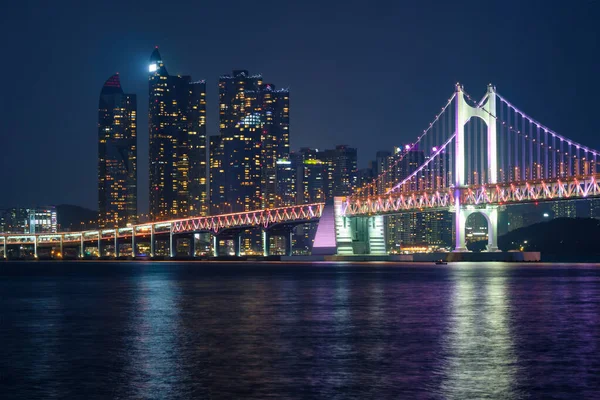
[334,83,600,255]
[1,83,598,259]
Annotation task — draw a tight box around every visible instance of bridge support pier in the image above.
[263,227,295,257]
[79,234,84,258]
[263,230,270,257]
[212,235,219,257]
[285,230,293,257]
[131,230,136,258]
[169,226,174,258]
[189,235,196,258]
[233,234,241,257]
[212,232,242,257]
[150,226,155,258]
[454,206,500,252]
[114,232,119,258]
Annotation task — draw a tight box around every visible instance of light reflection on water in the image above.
[440,266,523,399]
[0,262,599,399]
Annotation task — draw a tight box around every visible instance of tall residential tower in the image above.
[98,74,137,228]
[148,48,207,221]
[210,70,290,214]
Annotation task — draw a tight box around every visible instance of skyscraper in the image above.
[322,145,358,198]
[210,70,290,213]
[257,84,290,208]
[98,74,137,228]
[148,47,207,221]
[386,146,425,249]
[275,157,297,207]
[375,150,392,193]
[292,149,326,254]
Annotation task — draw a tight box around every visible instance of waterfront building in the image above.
[148,47,207,221]
[209,70,290,253]
[98,73,137,228]
[386,146,424,250]
[291,149,327,254]
[210,70,290,213]
[275,157,297,207]
[552,200,576,218]
[322,145,358,198]
[589,199,600,219]
[357,164,375,189]
[295,149,327,205]
[375,150,392,193]
[0,207,57,234]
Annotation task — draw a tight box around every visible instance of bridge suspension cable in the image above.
[353,92,458,198]
[385,132,456,194]
[461,89,600,183]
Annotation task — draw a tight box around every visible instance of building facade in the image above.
[210,70,290,214]
[0,207,57,234]
[98,74,137,228]
[322,145,358,198]
[148,48,207,221]
[552,200,576,218]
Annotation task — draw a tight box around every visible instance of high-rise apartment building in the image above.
[322,145,358,198]
[98,74,137,228]
[275,157,297,207]
[375,150,392,193]
[210,70,290,213]
[295,149,327,205]
[148,47,207,221]
[552,200,576,218]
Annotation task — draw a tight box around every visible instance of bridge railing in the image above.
[462,174,600,206]
[342,188,456,217]
[172,203,325,234]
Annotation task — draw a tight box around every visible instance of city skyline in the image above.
[1,1,598,212]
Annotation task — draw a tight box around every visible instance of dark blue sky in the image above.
[1,0,598,212]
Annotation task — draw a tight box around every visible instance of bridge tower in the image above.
[454,83,499,252]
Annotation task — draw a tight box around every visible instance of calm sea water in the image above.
[0,261,599,399]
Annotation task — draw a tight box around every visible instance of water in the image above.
[0,261,599,399]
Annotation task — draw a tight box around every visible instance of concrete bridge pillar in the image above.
[131,230,136,258]
[114,231,119,258]
[285,230,293,257]
[454,206,500,252]
[262,230,270,257]
[212,235,219,257]
[233,234,242,257]
[454,207,469,252]
[150,226,155,257]
[189,235,196,258]
[79,234,84,258]
[169,226,174,258]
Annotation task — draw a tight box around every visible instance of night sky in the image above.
[1,0,598,213]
